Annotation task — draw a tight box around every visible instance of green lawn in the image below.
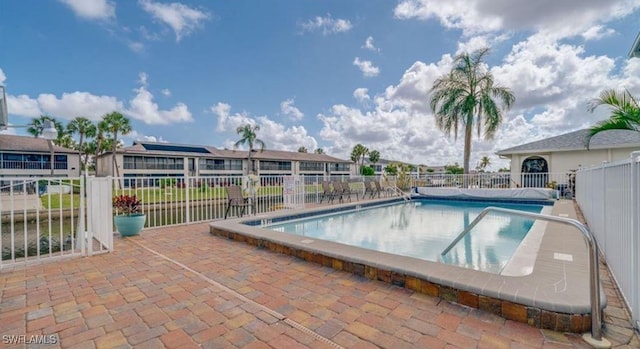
[40,184,324,209]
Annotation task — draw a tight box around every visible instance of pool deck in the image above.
[0,200,638,348]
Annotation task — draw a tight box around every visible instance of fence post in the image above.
[185,175,191,224]
[631,151,640,330]
[601,162,607,253]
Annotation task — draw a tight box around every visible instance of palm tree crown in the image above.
[67,117,97,171]
[234,124,265,174]
[586,88,640,148]
[430,47,515,174]
[101,112,131,179]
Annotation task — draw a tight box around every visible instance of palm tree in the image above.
[101,112,131,179]
[234,124,265,174]
[67,117,97,173]
[314,148,324,154]
[298,146,308,153]
[478,156,491,172]
[430,47,515,175]
[368,150,380,173]
[586,88,640,148]
[350,144,369,174]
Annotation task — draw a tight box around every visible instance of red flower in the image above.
[112,195,142,216]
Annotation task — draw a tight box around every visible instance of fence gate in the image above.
[283,175,305,209]
[85,176,113,255]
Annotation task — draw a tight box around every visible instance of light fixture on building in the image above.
[41,120,58,140]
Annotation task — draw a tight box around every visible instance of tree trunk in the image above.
[463,124,473,188]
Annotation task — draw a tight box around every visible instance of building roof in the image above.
[0,134,79,154]
[114,141,352,163]
[496,129,640,155]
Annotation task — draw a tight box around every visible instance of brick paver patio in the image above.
[1,222,638,348]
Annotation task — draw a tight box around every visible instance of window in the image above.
[300,162,324,171]
[260,161,291,171]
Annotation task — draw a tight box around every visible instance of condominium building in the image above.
[0,134,80,178]
[96,141,353,180]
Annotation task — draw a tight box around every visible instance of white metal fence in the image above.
[575,152,640,330]
[0,177,110,269]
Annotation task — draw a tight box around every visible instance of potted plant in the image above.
[112,194,146,237]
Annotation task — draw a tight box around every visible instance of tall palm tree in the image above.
[234,124,265,174]
[430,47,515,175]
[350,144,369,174]
[368,150,380,172]
[101,112,131,179]
[297,146,308,153]
[314,148,324,154]
[586,88,640,148]
[67,117,97,173]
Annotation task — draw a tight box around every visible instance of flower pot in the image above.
[114,214,146,237]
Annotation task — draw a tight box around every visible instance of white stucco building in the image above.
[496,129,640,187]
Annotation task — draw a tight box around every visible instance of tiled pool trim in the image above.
[210,198,599,333]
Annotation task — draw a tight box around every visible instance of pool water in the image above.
[266,200,544,273]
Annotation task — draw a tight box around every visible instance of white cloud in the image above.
[128,41,145,53]
[300,14,353,35]
[362,36,380,52]
[582,25,616,41]
[139,0,210,42]
[393,0,640,39]
[257,117,318,152]
[280,98,304,120]
[6,95,43,118]
[353,88,370,103]
[353,57,380,77]
[161,88,171,97]
[211,102,318,152]
[127,130,168,143]
[59,0,115,21]
[126,74,193,124]
[37,92,123,120]
[211,102,252,132]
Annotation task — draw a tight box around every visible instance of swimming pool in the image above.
[265,200,546,274]
[210,198,598,333]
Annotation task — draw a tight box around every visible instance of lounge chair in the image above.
[224,186,255,219]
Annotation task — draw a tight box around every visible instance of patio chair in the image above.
[373,181,384,198]
[319,181,337,203]
[340,181,359,202]
[224,186,255,219]
[330,181,346,203]
[363,181,375,199]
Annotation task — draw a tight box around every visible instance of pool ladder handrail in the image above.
[388,185,411,201]
[440,206,610,347]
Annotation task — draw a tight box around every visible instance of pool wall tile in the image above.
[479,296,502,316]
[440,286,457,302]
[502,301,528,322]
[458,291,479,308]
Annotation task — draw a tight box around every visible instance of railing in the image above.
[411,172,574,192]
[576,152,640,330]
[0,177,98,269]
[440,207,607,343]
[1,160,68,170]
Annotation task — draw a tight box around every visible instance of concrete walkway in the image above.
[0,220,638,348]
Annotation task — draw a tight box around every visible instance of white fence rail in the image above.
[576,152,640,330]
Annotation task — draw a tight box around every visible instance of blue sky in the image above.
[1,0,639,170]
